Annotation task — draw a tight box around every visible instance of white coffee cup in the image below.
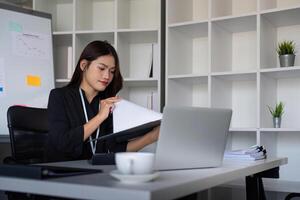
[115,152,155,175]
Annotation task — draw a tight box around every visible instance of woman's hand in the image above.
[126,126,160,152]
[147,126,160,143]
[97,96,120,121]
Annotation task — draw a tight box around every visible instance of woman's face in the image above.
[81,55,116,92]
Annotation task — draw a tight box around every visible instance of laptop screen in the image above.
[155,106,232,170]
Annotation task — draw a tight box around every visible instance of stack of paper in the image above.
[224,145,267,160]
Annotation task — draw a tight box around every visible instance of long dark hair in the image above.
[67,40,123,97]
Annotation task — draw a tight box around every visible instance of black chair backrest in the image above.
[7,106,48,164]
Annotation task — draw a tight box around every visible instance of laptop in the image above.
[154,106,232,170]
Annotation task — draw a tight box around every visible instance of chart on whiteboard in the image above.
[12,31,50,59]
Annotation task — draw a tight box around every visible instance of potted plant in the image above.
[277,40,296,67]
[268,102,284,128]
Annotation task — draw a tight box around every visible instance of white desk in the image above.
[0,157,287,200]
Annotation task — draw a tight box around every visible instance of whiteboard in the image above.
[0,3,54,135]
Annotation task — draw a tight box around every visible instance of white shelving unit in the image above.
[32,0,161,112]
[167,0,300,196]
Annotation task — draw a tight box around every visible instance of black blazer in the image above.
[45,86,127,162]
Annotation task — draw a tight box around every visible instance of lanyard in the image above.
[79,88,100,155]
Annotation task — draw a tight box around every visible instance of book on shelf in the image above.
[92,99,162,143]
[67,46,73,79]
[224,145,267,161]
[146,91,159,111]
[148,43,159,79]
[147,91,154,110]
[148,43,154,78]
[152,43,159,79]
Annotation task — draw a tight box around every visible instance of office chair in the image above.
[3,105,49,164]
[3,106,49,200]
[285,193,300,200]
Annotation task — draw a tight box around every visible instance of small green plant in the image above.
[268,102,284,118]
[276,40,296,55]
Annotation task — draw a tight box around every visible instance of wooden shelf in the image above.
[211,12,257,22]
[211,71,257,81]
[123,78,158,87]
[168,74,209,79]
[229,128,257,132]
[260,128,300,133]
[53,31,73,35]
[117,28,159,33]
[55,79,70,83]
[168,20,209,28]
[260,66,300,78]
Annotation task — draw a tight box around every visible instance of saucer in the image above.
[110,170,159,183]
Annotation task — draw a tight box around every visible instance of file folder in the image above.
[0,164,102,179]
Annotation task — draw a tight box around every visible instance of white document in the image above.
[224,145,267,161]
[67,46,73,79]
[113,99,162,133]
[224,153,266,160]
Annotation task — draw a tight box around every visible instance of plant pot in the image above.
[273,117,281,128]
[279,54,295,67]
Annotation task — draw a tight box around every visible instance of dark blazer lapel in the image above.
[63,87,86,126]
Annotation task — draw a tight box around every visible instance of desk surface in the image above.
[0,157,287,200]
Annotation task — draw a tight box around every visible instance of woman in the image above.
[45,40,159,162]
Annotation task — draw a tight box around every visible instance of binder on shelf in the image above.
[146,91,159,111]
[147,91,154,110]
[148,43,159,79]
[152,43,159,79]
[148,43,154,78]
[92,99,162,143]
[67,46,73,79]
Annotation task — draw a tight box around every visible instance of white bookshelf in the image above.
[76,0,115,31]
[117,0,159,29]
[52,34,73,80]
[211,0,256,19]
[168,76,209,107]
[211,15,257,73]
[167,0,300,195]
[33,0,161,112]
[34,0,73,32]
[211,73,257,129]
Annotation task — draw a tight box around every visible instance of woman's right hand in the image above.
[97,96,120,121]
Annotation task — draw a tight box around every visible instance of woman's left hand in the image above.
[148,126,160,143]
[126,126,160,152]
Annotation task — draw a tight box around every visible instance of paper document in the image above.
[224,153,266,160]
[113,99,162,132]
[95,99,162,142]
[224,145,267,161]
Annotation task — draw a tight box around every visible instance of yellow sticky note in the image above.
[27,75,41,87]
